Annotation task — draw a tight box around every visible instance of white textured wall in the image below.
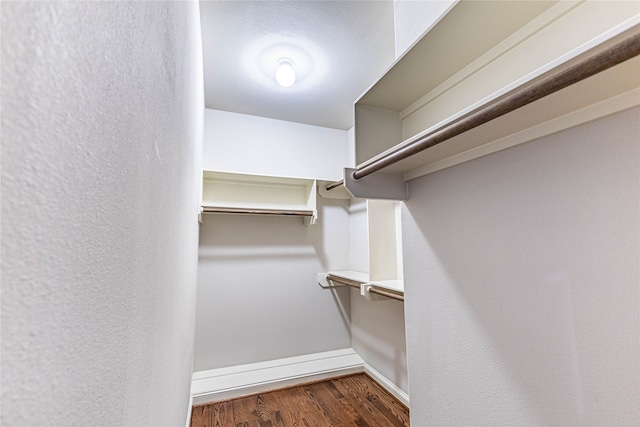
[339,1,454,397]
[195,196,351,370]
[403,108,639,425]
[203,109,348,181]
[349,199,408,393]
[393,0,456,57]
[351,290,408,393]
[195,108,352,371]
[345,203,410,395]
[348,200,370,275]
[1,2,203,426]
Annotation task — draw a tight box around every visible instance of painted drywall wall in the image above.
[1,2,203,426]
[339,2,455,396]
[196,105,353,371]
[203,109,348,181]
[348,200,370,274]
[403,108,639,425]
[348,199,409,394]
[351,293,408,392]
[393,0,456,57]
[194,100,351,371]
[195,196,351,370]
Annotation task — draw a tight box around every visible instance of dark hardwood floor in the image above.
[190,373,410,427]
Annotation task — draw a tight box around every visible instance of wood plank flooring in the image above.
[190,373,410,427]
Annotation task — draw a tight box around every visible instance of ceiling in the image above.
[199,1,397,130]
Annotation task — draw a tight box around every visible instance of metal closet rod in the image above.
[325,179,344,191]
[202,206,314,217]
[326,274,406,301]
[368,287,405,302]
[351,31,640,181]
[326,274,364,289]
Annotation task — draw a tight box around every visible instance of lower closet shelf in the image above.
[317,271,404,302]
[326,270,370,289]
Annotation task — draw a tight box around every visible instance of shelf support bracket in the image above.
[343,168,408,201]
[304,211,318,226]
[317,273,346,289]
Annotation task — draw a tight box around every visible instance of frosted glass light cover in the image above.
[276,59,295,87]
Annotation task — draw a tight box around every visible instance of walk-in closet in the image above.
[2,1,638,426]
[191,1,640,425]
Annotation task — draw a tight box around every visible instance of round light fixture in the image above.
[275,58,295,88]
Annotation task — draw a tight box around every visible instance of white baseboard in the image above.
[191,348,365,405]
[190,348,409,408]
[363,364,410,408]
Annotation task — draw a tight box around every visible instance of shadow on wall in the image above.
[350,292,408,392]
[198,197,351,264]
[194,196,353,371]
[402,109,639,425]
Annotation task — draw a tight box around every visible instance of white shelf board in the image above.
[202,170,317,224]
[369,280,404,293]
[353,1,640,179]
[327,270,370,284]
[357,0,556,112]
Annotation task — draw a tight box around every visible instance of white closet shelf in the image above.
[352,1,640,189]
[202,206,315,216]
[369,280,403,294]
[317,271,404,302]
[201,171,317,225]
[328,271,370,286]
[316,199,404,302]
[317,271,369,289]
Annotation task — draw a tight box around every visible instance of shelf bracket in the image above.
[318,180,351,200]
[317,273,345,289]
[343,168,408,201]
[304,211,318,226]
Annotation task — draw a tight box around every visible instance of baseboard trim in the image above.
[191,349,365,405]
[363,364,410,408]
[190,348,409,408]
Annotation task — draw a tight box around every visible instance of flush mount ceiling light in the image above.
[244,36,327,91]
[275,58,296,88]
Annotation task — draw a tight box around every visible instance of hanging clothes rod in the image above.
[326,274,363,289]
[368,287,404,302]
[325,179,344,191]
[202,206,315,217]
[352,31,640,181]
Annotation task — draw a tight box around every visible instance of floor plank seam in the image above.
[190,373,409,427]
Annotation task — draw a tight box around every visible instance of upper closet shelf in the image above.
[350,0,640,197]
[201,171,317,225]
